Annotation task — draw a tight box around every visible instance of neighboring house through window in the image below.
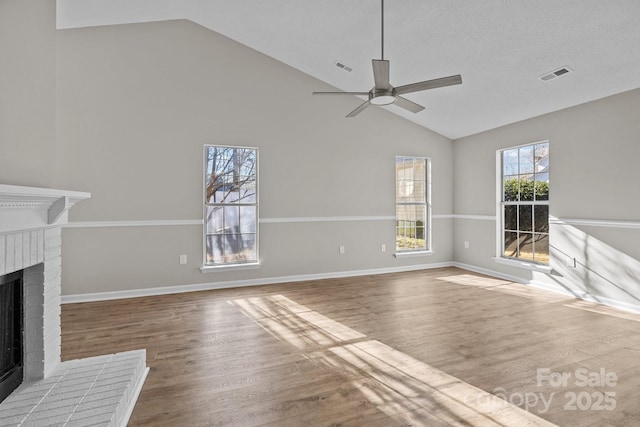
[204,145,258,266]
[396,156,431,253]
[500,141,549,264]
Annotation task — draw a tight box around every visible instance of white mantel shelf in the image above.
[0,184,91,234]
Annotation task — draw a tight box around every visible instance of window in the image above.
[396,156,431,253]
[500,141,549,264]
[204,146,258,266]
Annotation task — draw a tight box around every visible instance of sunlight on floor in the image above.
[487,283,574,303]
[564,299,640,323]
[436,274,513,288]
[230,294,557,426]
[230,295,365,350]
[439,274,574,304]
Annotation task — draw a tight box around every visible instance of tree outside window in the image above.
[204,146,258,265]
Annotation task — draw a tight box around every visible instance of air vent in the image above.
[539,67,573,82]
[335,62,353,72]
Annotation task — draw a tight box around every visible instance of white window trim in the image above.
[394,250,434,258]
[395,156,432,254]
[495,140,550,270]
[202,144,259,270]
[200,262,261,273]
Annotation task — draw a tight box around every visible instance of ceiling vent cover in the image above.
[539,67,573,82]
[335,62,353,72]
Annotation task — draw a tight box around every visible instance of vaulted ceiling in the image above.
[57,0,640,139]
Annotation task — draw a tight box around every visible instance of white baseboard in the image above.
[62,260,640,316]
[453,262,640,315]
[62,262,454,304]
[451,261,528,285]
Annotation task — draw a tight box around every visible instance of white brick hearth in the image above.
[0,350,146,426]
[0,185,148,427]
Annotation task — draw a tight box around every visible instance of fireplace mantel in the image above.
[0,184,91,234]
[0,184,148,426]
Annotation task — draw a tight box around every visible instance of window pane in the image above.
[224,206,240,234]
[240,234,257,261]
[518,205,533,232]
[519,177,534,201]
[504,205,517,231]
[518,145,534,175]
[414,158,426,179]
[415,205,426,226]
[222,188,241,203]
[503,148,519,176]
[503,176,519,201]
[239,179,256,203]
[412,181,426,203]
[207,233,257,264]
[535,143,549,175]
[533,178,549,201]
[534,234,549,264]
[395,157,405,180]
[206,235,224,264]
[518,232,535,261]
[239,206,257,233]
[398,180,414,201]
[534,205,549,233]
[504,232,518,258]
[205,206,224,234]
[237,149,256,175]
[223,235,241,261]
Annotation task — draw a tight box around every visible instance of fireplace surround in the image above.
[0,269,23,403]
[0,184,148,426]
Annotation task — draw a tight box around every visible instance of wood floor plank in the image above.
[61,267,640,426]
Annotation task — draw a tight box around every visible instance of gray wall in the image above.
[0,0,57,187]
[52,19,453,295]
[3,0,639,310]
[453,88,640,310]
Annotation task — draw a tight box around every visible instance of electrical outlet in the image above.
[464,241,470,249]
[339,245,345,255]
[566,256,576,268]
[381,244,386,253]
[179,254,187,265]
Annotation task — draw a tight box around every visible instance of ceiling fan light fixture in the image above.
[312,0,462,117]
[370,94,396,105]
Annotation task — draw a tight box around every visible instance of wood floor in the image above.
[61,267,640,426]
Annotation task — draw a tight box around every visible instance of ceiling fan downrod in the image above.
[381,0,385,60]
[311,0,463,117]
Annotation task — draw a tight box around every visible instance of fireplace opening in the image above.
[0,269,24,403]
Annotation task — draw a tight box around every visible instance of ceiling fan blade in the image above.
[394,96,425,113]
[312,91,370,95]
[372,59,390,89]
[395,74,462,95]
[346,101,371,117]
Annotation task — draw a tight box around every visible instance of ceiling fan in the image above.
[313,0,462,117]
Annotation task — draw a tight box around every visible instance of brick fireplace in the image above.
[0,184,147,426]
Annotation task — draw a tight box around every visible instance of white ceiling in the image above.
[57,0,640,139]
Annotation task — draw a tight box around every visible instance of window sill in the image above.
[200,262,261,273]
[394,251,434,259]
[492,257,552,273]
